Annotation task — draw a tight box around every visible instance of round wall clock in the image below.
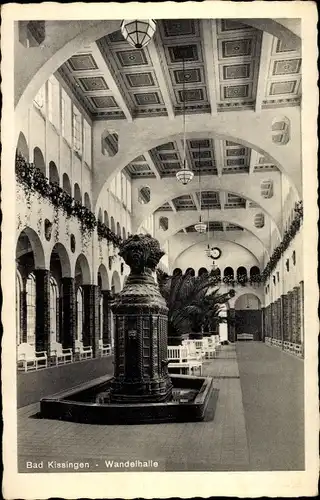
[211,247,222,259]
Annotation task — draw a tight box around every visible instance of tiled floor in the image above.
[17,342,304,472]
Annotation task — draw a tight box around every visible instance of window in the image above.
[84,120,92,166]
[61,89,72,144]
[110,177,116,196]
[26,273,36,346]
[33,85,46,111]
[76,287,84,342]
[72,106,83,154]
[116,173,122,200]
[121,173,127,204]
[16,271,23,345]
[48,76,60,129]
[50,276,59,344]
[126,177,132,212]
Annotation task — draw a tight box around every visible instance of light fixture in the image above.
[120,20,157,49]
[176,53,194,185]
[206,207,211,255]
[194,143,207,233]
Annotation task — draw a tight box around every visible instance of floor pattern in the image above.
[17,342,304,472]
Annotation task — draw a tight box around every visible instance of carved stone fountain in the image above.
[40,235,213,424]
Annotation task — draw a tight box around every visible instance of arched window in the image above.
[33,147,46,177]
[16,271,23,346]
[102,130,119,157]
[116,222,121,237]
[84,192,91,210]
[122,227,126,240]
[49,161,59,185]
[224,267,234,278]
[16,132,29,161]
[50,276,59,344]
[173,268,182,276]
[26,272,36,346]
[98,208,102,223]
[198,267,208,277]
[62,173,71,195]
[138,186,151,204]
[74,183,82,203]
[110,216,115,233]
[76,287,84,342]
[185,268,195,277]
[250,266,260,279]
[237,266,248,285]
[104,210,109,227]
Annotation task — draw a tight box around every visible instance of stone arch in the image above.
[16,227,46,269]
[74,183,82,203]
[235,293,261,310]
[224,266,234,278]
[137,186,281,237]
[198,267,208,277]
[49,160,59,185]
[185,267,195,277]
[84,192,91,210]
[62,173,71,195]
[97,263,109,290]
[33,147,46,176]
[111,270,121,293]
[50,242,71,278]
[75,253,91,285]
[173,267,182,276]
[16,131,29,161]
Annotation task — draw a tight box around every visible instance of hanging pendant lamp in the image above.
[194,143,207,233]
[121,20,157,49]
[176,54,194,185]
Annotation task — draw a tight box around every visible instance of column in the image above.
[101,290,112,345]
[82,284,100,358]
[228,308,236,342]
[282,294,289,343]
[21,288,28,343]
[34,269,50,354]
[270,302,275,339]
[61,277,76,350]
[287,291,293,343]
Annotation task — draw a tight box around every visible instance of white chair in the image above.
[194,340,206,359]
[202,337,216,359]
[50,341,73,365]
[167,346,202,376]
[74,340,93,360]
[17,343,47,372]
[99,339,112,357]
[182,340,202,361]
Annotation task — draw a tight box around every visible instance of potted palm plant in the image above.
[157,269,235,345]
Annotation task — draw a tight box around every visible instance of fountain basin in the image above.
[40,375,214,424]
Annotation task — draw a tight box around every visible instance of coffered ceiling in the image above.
[182,221,245,233]
[156,191,250,213]
[57,18,301,121]
[124,138,279,179]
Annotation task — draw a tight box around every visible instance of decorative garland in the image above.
[262,200,303,282]
[15,153,122,246]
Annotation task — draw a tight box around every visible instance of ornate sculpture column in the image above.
[110,234,173,403]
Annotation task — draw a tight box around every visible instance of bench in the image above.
[237,333,254,341]
[17,343,48,372]
[167,346,202,376]
[50,342,73,365]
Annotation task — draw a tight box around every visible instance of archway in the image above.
[62,173,72,195]
[116,222,121,237]
[74,183,82,203]
[33,147,46,176]
[16,132,29,161]
[49,161,59,185]
[104,210,109,227]
[97,264,110,346]
[75,254,91,285]
[110,216,115,234]
[111,270,121,293]
[84,192,91,210]
[16,227,45,270]
[234,293,262,341]
[75,254,91,348]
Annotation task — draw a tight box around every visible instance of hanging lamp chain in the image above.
[182,55,187,169]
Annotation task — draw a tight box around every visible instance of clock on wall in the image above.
[207,246,222,260]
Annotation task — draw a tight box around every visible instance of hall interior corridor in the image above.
[17,341,304,472]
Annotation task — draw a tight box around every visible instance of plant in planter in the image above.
[157,268,235,343]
